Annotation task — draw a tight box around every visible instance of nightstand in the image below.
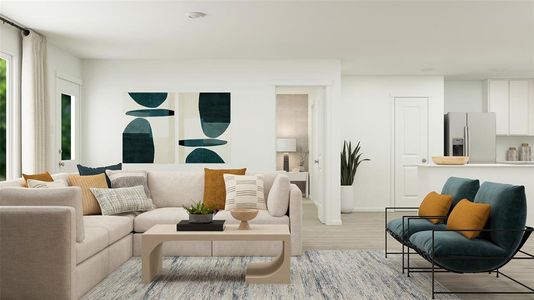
[287,171,309,197]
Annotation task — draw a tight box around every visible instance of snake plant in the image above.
[341,140,370,186]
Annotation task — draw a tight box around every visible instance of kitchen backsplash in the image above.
[496,136,534,162]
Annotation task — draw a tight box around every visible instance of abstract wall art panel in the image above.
[178,92,231,164]
[123,92,175,163]
[123,91,230,164]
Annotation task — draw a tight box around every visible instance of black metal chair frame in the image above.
[384,206,418,258]
[384,207,447,273]
[405,225,534,299]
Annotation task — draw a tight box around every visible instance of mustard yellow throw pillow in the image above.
[418,191,453,224]
[447,199,491,239]
[203,168,247,210]
[22,172,53,188]
[68,173,108,215]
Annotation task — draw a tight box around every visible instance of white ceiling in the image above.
[2,0,534,79]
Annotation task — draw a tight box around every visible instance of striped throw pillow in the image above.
[90,185,153,216]
[224,174,266,211]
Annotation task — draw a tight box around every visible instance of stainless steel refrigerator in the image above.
[444,112,496,163]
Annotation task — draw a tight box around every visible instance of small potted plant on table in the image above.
[185,202,215,224]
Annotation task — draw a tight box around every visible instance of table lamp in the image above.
[276,138,297,172]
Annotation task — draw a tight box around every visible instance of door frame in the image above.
[390,96,430,207]
[275,83,340,225]
[275,86,327,223]
[54,74,82,173]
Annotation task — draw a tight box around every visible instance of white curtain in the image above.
[21,30,47,173]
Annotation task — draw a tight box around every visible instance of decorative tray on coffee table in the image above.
[176,220,225,231]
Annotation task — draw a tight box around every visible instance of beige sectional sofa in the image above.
[0,171,302,300]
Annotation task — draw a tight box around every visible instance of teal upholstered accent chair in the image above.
[408,182,533,299]
[385,177,480,258]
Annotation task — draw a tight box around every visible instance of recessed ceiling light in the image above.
[187,12,207,19]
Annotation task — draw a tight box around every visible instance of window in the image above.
[61,93,72,160]
[0,57,7,180]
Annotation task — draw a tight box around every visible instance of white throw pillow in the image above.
[224,174,267,211]
[27,179,68,188]
[90,185,153,216]
[267,174,290,217]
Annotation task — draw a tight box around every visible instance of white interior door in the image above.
[310,87,326,223]
[394,97,428,207]
[56,77,81,173]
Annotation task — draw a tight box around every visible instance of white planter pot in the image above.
[340,185,354,214]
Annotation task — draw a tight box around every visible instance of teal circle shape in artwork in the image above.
[198,92,231,138]
[122,118,154,163]
[179,139,227,147]
[126,109,175,117]
[128,92,168,108]
[185,148,224,163]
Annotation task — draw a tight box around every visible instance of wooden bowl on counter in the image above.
[432,156,469,165]
[230,209,259,230]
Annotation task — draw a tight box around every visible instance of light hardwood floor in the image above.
[302,199,534,300]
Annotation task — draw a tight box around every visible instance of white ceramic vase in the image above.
[340,185,354,213]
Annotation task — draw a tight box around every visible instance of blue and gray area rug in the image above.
[83,250,457,299]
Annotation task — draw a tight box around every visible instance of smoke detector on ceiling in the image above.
[187,12,207,19]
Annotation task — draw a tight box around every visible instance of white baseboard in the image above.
[325,219,342,225]
[351,207,385,212]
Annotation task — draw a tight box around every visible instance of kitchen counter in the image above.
[417,163,534,225]
[418,163,534,168]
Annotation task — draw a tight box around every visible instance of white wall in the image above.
[81,59,340,173]
[82,59,342,224]
[341,76,445,211]
[444,80,483,113]
[46,43,82,172]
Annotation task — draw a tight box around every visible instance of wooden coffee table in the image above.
[141,224,291,284]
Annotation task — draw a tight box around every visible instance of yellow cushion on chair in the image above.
[447,199,491,239]
[418,191,453,224]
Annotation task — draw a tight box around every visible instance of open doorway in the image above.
[275,86,326,223]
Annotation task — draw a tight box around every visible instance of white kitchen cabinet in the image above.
[487,80,510,135]
[509,80,530,135]
[485,79,532,136]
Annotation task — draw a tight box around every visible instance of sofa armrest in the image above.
[289,184,302,255]
[0,206,76,300]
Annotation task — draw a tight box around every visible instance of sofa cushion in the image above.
[204,168,247,210]
[76,227,108,264]
[134,207,189,232]
[22,172,53,187]
[474,182,527,252]
[68,174,108,215]
[0,187,85,242]
[106,169,151,199]
[418,192,452,224]
[267,174,290,217]
[409,230,508,273]
[90,186,153,215]
[77,163,122,187]
[387,218,446,240]
[441,177,480,211]
[76,215,134,264]
[223,174,266,211]
[214,210,289,225]
[147,171,204,208]
[83,215,134,243]
[249,171,285,200]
